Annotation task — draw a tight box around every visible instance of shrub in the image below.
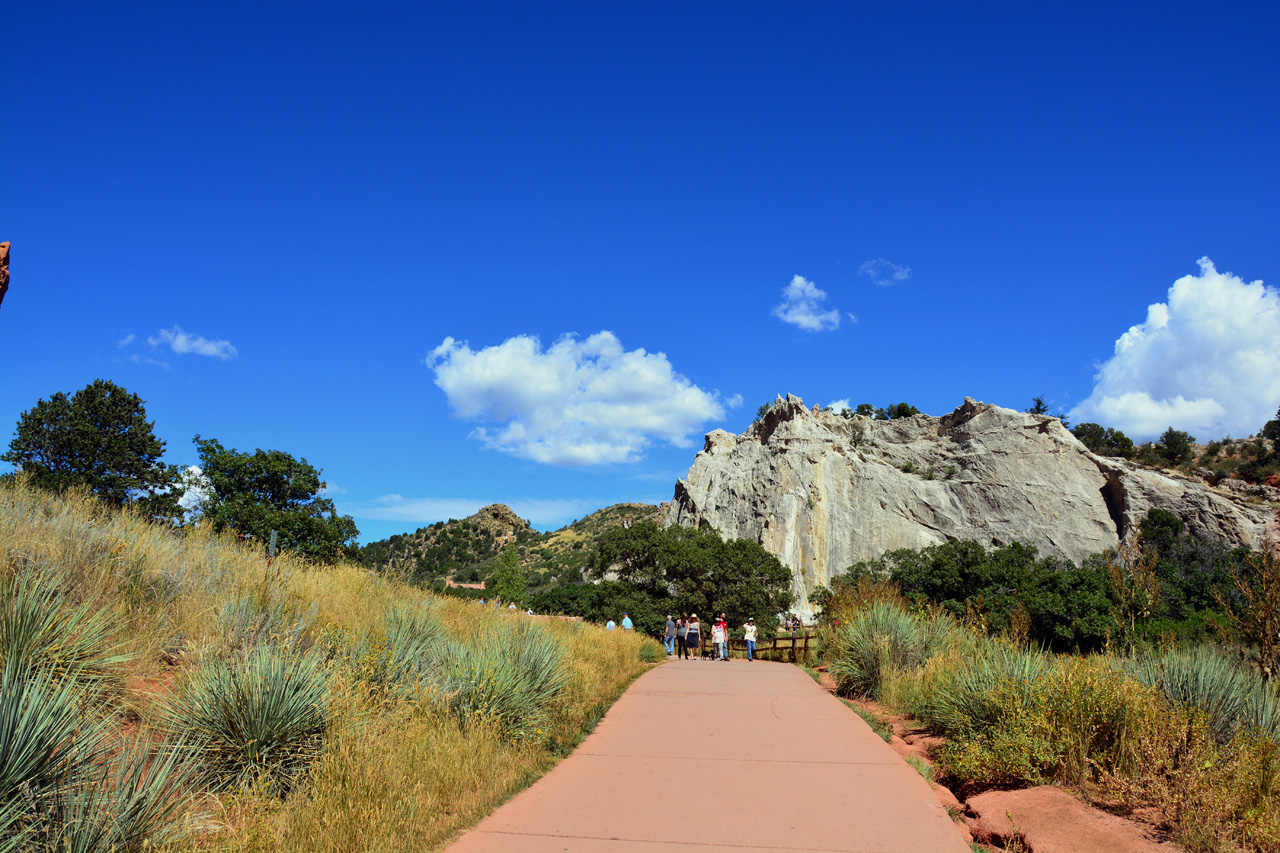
[0,560,132,688]
[1128,645,1278,744]
[828,602,957,699]
[163,645,331,793]
[421,620,570,739]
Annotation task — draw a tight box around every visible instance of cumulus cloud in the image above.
[176,466,212,518]
[147,326,238,360]
[425,331,736,465]
[772,275,840,332]
[827,399,853,415]
[859,258,911,286]
[1070,258,1280,441]
[352,494,597,528]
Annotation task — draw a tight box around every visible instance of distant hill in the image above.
[358,501,662,585]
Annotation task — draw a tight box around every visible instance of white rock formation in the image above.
[665,396,1273,619]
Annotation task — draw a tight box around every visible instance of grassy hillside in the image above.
[359,501,662,586]
[0,481,660,852]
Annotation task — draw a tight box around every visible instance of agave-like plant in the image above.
[44,735,202,853]
[0,563,133,687]
[0,656,112,813]
[827,601,958,699]
[163,645,331,794]
[1128,645,1276,744]
[925,641,1053,736]
[216,592,318,656]
[423,620,570,738]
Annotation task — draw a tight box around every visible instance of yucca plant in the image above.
[827,601,957,699]
[43,735,201,853]
[1129,645,1273,744]
[216,592,318,655]
[163,645,331,794]
[333,603,443,690]
[423,620,570,738]
[0,657,112,812]
[925,641,1052,736]
[0,561,133,688]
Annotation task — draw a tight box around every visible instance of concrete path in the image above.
[446,659,971,853]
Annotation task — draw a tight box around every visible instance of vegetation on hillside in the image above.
[815,509,1257,654]
[358,502,662,587]
[2,379,360,560]
[821,600,1280,852]
[0,479,658,852]
[527,521,793,637]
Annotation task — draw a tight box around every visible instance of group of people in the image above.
[605,613,634,631]
[661,613,759,662]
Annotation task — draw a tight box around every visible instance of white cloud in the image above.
[859,258,911,286]
[117,333,136,348]
[177,465,212,518]
[127,354,171,370]
[147,326,238,360]
[827,399,853,415]
[351,494,598,528]
[425,331,736,465]
[772,275,840,332]
[1070,258,1280,441]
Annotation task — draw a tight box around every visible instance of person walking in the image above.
[621,613,633,631]
[676,615,689,659]
[743,617,758,662]
[685,615,701,659]
[606,618,616,631]
[718,613,730,660]
[663,615,676,656]
[711,618,726,662]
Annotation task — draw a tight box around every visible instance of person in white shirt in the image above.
[743,618,758,662]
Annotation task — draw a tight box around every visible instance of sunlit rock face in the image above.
[665,396,1271,619]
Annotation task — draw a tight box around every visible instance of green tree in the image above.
[1158,427,1196,465]
[1261,406,1280,445]
[590,521,792,635]
[489,544,527,603]
[876,403,921,420]
[855,403,877,417]
[1071,423,1135,458]
[192,436,358,562]
[1,379,178,511]
[1026,395,1051,415]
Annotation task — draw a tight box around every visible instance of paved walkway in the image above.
[446,658,971,852]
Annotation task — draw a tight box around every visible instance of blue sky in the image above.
[3,2,1279,542]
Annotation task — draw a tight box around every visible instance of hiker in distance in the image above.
[621,612,633,631]
[743,617,757,662]
[664,615,676,656]
[717,613,730,660]
[711,617,726,661]
[685,614,701,659]
[606,617,616,630]
[676,615,689,659]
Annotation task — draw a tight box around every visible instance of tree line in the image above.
[1,379,357,560]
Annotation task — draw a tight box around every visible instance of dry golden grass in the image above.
[0,480,659,852]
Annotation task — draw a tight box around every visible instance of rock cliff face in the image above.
[665,396,1274,618]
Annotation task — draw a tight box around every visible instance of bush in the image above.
[1128,644,1279,744]
[828,602,958,699]
[0,559,132,688]
[422,620,570,739]
[163,645,331,793]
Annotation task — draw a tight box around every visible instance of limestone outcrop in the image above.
[665,395,1274,618]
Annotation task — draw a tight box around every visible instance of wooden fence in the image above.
[686,631,812,662]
